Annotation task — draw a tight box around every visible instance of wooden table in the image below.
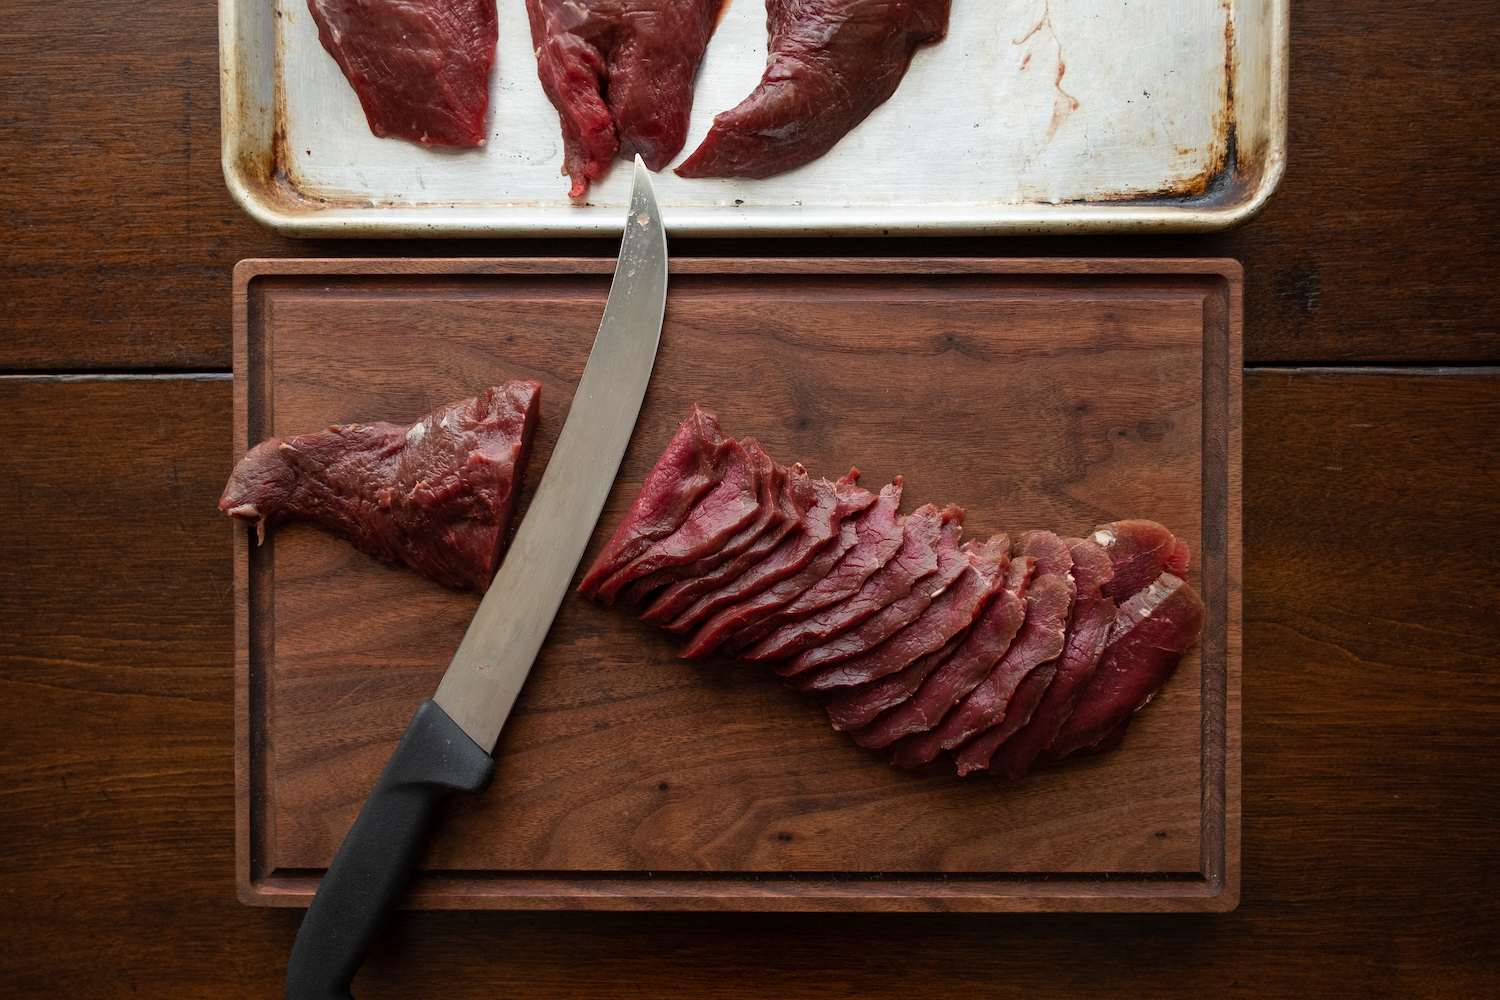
[3,0,1497,995]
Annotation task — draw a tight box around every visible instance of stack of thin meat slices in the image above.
[581,405,1207,778]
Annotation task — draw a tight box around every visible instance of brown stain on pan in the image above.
[1088,0,1241,206]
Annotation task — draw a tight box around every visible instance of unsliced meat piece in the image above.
[579,404,735,599]
[1041,570,1205,761]
[793,531,1008,692]
[783,509,968,688]
[637,457,805,624]
[979,536,1118,779]
[679,520,859,659]
[886,531,1075,767]
[749,503,948,663]
[527,0,726,196]
[849,554,1033,749]
[219,382,540,593]
[723,477,905,654]
[591,436,760,604]
[674,0,951,179]
[666,470,873,634]
[619,439,785,606]
[308,0,498,147]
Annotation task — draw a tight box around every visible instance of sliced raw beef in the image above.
[674,0,951,179]
[793,531,1008,692]
[750,503,948,663]
[666,470,872,633]
[578,404,735,599]
[579,405,1206,782]
[619,439,786,605]
[850,554,1033,749]
[638,458,806,625]
[976,536,1119,779]
[723,478,906,654]
[679,519,859,658]
[1041,570,1206,761]
[1091,519,1186,601]
[783,509,968,688]
[220,382,540,593]
[590,436,760,604]
[886,531,1075,767]
[825,622,966,733]
[308,0,498,147]
[527,0,726,196]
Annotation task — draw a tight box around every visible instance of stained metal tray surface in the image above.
[219,0,1287,238]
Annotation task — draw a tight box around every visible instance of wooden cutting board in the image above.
[231,257,1241,912]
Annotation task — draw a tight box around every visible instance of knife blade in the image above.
[284,156,668,1000]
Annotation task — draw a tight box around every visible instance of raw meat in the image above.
[1041,570,1205,761]
[219,382,540,593]
[590,435,760,604]
[824,619,966,733]
[637,457,805,624]
[886,532,1076,768]
[619,439,787,606]
[977,535,1118,779]
[723,477,906,654]
[578,404,736,599]
[577,405,1207,781]
[848,554,1033,748]
[783,509,968,688]
[308,0,498,147]
[527,0,726,196]
[750,503,949,663]
[674,0,951,180]
[665,470,873,634]
[1091,519,1185,601]
[679,519,859,659]
[792,531,1008,692]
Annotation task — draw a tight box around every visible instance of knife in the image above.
[284,156,668,1000]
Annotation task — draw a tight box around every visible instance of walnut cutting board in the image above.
[231,258,1241,912]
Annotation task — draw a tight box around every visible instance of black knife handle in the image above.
[285,698,495,1000]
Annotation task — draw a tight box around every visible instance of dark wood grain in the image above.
[228,258,1241,911]
[3,0,1500,990]
[2,2,1498,371]
[4,371,1497,995]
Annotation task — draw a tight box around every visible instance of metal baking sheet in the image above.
[219,0,1287,237]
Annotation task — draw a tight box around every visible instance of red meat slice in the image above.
[749,503,948,663]
[578,404,735,599]
[886,531,1076,767]
[1040,570,1206,761]
[618,439,786,606]
[1091,519,1184,602]
[849,554,1033,749]
[976,536,1119,779]
[674,0,951,179]
[782,509,968,688]
[308,0,498,147]
[637,457,805,624]
[665,470,873,634]
[723,477,906,654]
[219,382,540,593]
[591,436,760,604]
[527,0,726,196]
[794,531,1008,692]
[678,519,859,659]
[824,621,965,734]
